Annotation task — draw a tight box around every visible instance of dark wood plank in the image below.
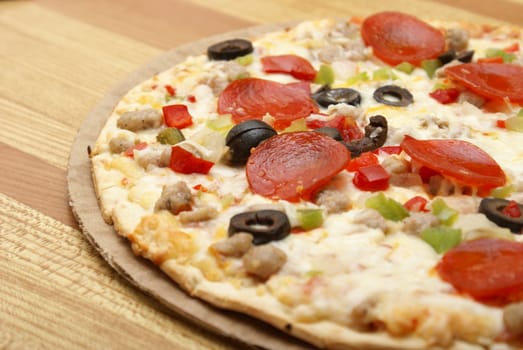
[0,142,78,229]
[35,0,255,49]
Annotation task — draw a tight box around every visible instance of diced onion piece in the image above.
[206,115,234,133]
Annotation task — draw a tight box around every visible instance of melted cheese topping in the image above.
[91,17,523,349]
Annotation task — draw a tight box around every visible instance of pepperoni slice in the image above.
[400,135,506,192]
[217,78,319,130]
[436,238,523,305]
[261,54,316,81]
[246,132,349,202]
[361,11,446,66]
[445,63,523,104]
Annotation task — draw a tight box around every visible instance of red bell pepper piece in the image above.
[124,142,147,158]
[502,200,522,218]
[477,56,504,64]
[193,184,208,192]
[352,164,390,191]
[169,146,214,174]
[373,145,402,155]
[346,152,378,172]
[164,85,176,96]
[404,196,429,212]
[503,42,520,53]
[429,88,461,104]
[162,104,193,129]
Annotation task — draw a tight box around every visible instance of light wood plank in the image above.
[36,0,254,50]
[0,2,160,168]
[0,193,238,350]
[435,0,523,25]
[0,98,74,170]
[185,0,512,24]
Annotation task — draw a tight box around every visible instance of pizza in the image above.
[89,11,523,350]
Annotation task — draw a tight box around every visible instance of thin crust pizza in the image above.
[89,11,523,350]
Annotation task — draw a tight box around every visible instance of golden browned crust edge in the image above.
[89,158,114,225]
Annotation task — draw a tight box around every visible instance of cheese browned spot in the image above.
[130,212,199,265]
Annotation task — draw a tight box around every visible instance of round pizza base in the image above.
[67,23,315,350]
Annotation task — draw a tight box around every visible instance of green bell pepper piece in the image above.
[421,59,442,79]
[156,128,185,145]
[297,209,324,230]
[431,198,459,226]
[420,226,462,254]
[365,193,409,221]
[314,64,335,85]
[394,62,415,74]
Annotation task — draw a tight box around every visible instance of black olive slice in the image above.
[343,115,388,157]
[456,50,474,63]
[438,49,457,65]
[479,198,523,233]
[225,120,277,165]
[228,210,291,245]
[313,87,361,108]
[373,85,414,107]
[311,84,330,101]
[364,115,388,148]
[207,39,254,61]
[225,120,274,144]
[314,127,343,141]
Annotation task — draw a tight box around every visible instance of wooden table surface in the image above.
[1,0,522,348]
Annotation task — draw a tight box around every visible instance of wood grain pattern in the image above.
[436,0,523,25]
[185,0,513,24]
[0,142,76,228]
[0,2,160,169]
[1,0,522,348]
[0,193,237,350]
[36,0,254,50]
